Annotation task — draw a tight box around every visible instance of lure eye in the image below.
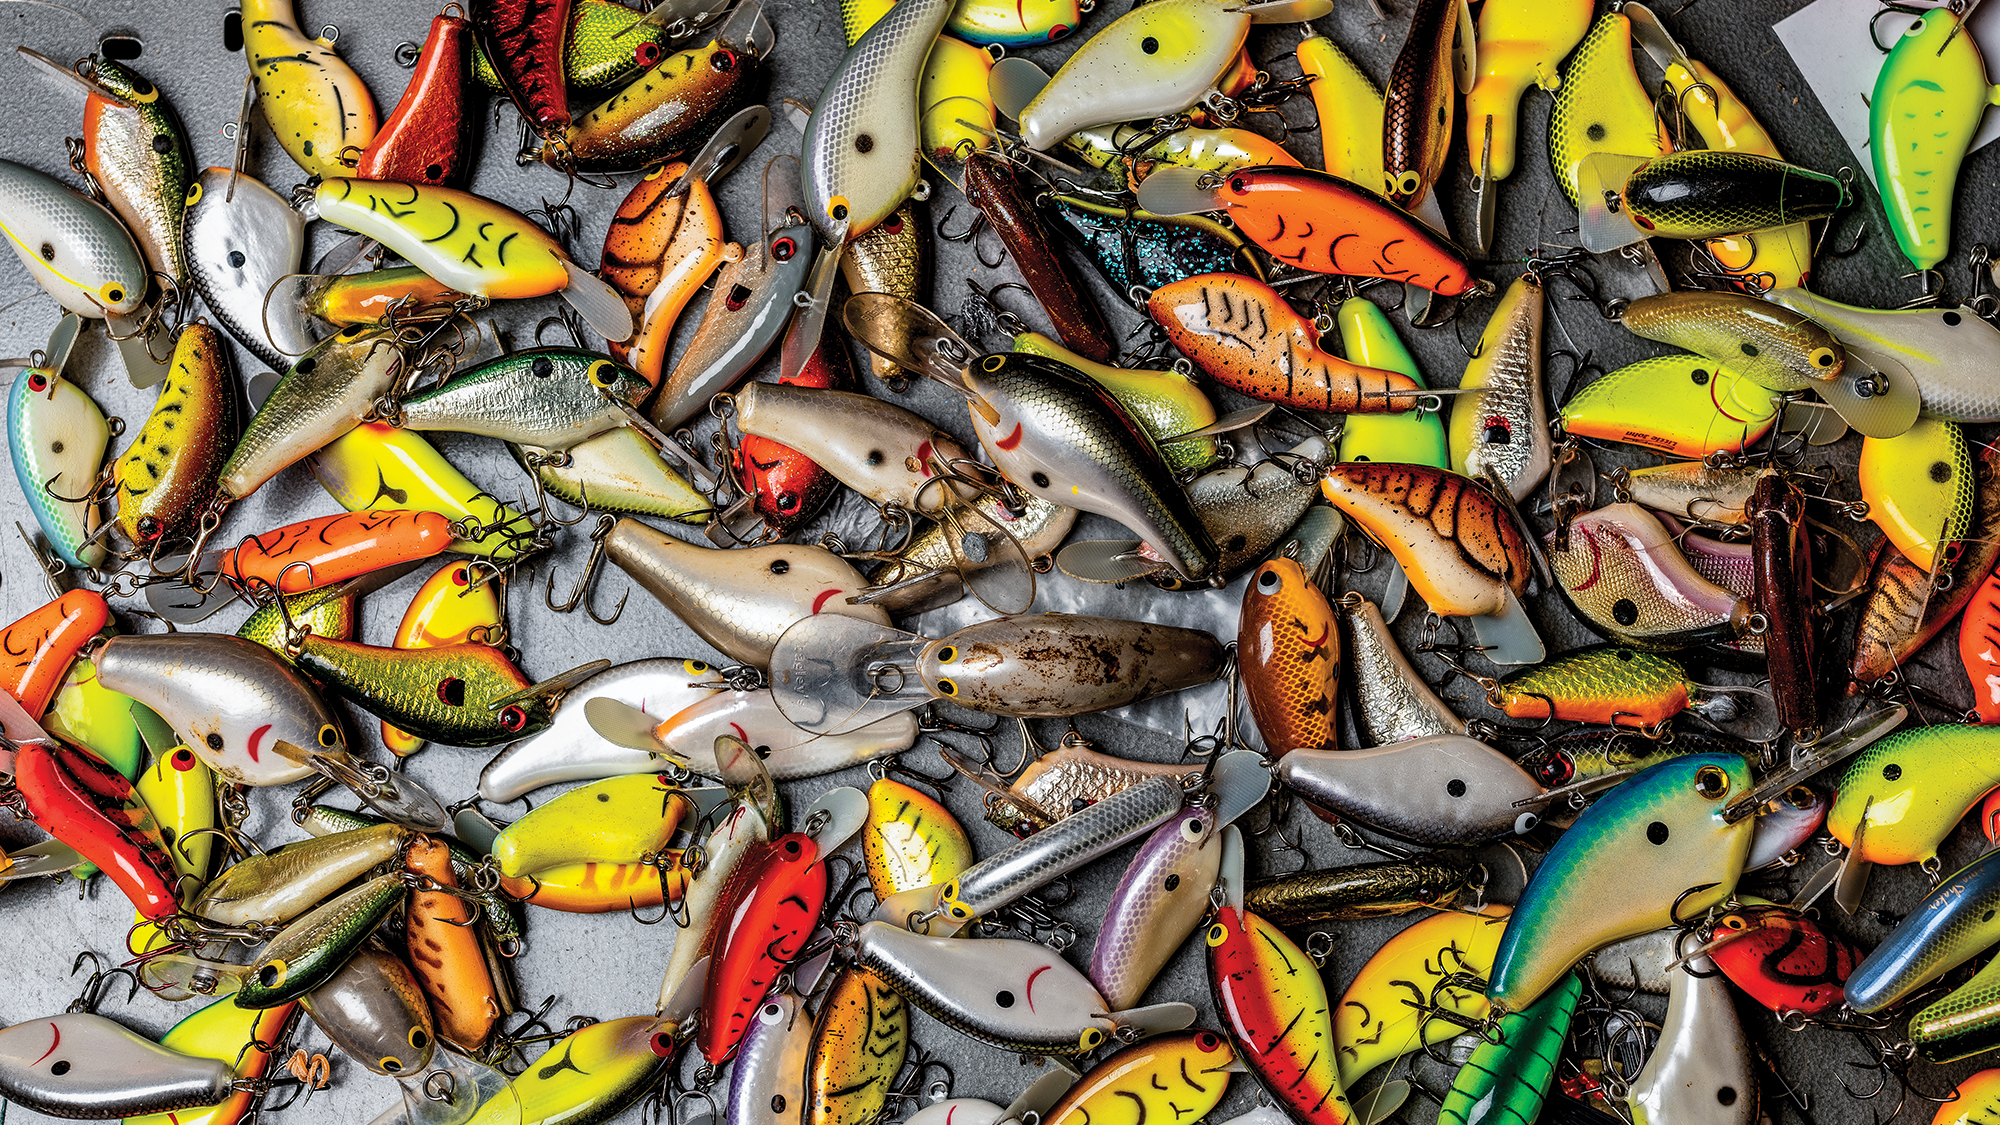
[27,372,47,392]
[256,961,285,988]
[380,1057,403,1073]
[1205,922,1228,946]
[1531,754,1573,788]
[136,515,162,541]
[171,748,197,772]
[772,236,797,262]
[1229,176,1247,194]
[777,491,799,511]
[316,724,341,748]
[1781,786,1815,810]
[1078,1028,1104,1050]
[1722,915,1747,931]
[409,1029,428,1050]
[438,677,466,706]
[685,660,710,675]
[1693,765,1730,799]
[649,1031,675,1058]
[935,646,957,664]
[712,49,737,71]
[185,182,204,206]
[644,164,668,180]
[100,284,126,305]
[827,195,849,223]
[724,283,753,311]
[935,677,957,696]
[1809,347,1837,369]
[587,360,620,388]
[980,355,1006,373]
[1257,568,1279,591]
[1513,811,1539,835]
[1393,171,1422,196]
[1178,815,1205,842]
[636,42,662,67]
[1196,1032,1221,1052]
[499,705,529,733]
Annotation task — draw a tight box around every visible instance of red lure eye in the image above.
[27,373,47,392]
[437,677,466,706]
[636,42,661,66]
[771,236,797,262]
[171,748,198,771]
[499,705,528,732]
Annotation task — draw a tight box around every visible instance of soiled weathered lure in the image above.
[729,382,975,515]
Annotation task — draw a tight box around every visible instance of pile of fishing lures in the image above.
[8,0,2000,1121]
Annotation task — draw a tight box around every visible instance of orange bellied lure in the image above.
[0,590,109,719]
[1238,559,1340,755]
[381,562,506,756]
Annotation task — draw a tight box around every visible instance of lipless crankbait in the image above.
[1341,593,1467,746]
[380,562,506,755]
[494,773,690,877]
[808,967,909,1125]
[1045,1032,1238,1125]
[1848,846,2000,1012]
[0,591,108,719]
[358,10,474,187]
[1207,897,1350,1125]
[1858,415,1973,572]
[299,944,436,1076]
[1279,735,1545,845]
[218,326,403,504]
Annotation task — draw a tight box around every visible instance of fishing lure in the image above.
[1621,460,1762,526]
[279,265,474,334]
[1848,846,2000,1012]
[237,580,359,657]
[132,726,217,882]
[730,322,860,539]
[8,321,109,568]
[1337,297,1448,468]
[1439,974,1580,1125]
[1699,903,1857,1017]
[654,198,814,426]
[243,0,379,179]
[123,998,296,1125]
[1578,151,1849,254]
[0,591,107,719]
[398,348,651,451]
[1010,332,1218,475]
[1767,287,2000,427]
[601,161,733,377]
[1964,571,2000,722]
[730,990,815,1125]
[14,736,180,921]
[1828,724,2000,867]
[661,688,921,784]
[41,51,195,290]
[1490,645,1716,728]
[217,326,404,505]
[523,426,708,524]
[1206,896,1350,1125]
[114,321,237,554]
[299,945,435,1076]
[1381,0,1463,209]
[1296,30,1382,190]
[217,509,454,594]
[1044,1032,1238,1125]
[462,1016,676,1125]
[805,972,908,1125]
[0,159,147,320]
[1041,191,1264,294]
[494,773,690,878]
[1547,12,1670,209]
[1239,558,1339,754]
[1855,439,2000,684]
[946,0,1080,45]
[1858,415,1973,572]
[473,0,571,141]
[236,872,407,1007]
[1913,952,2000,1064]
[306,180,630,340]
[1138,168,1483,296]
[1463,0,1590,251]
[1092,810,1228,1010]
[1548,502,1749,650]
[606,518,889,668]
[1279,735,1545,845]
[1333,905,1511,1088]
[194,823,407,926]
[1871,3,2000,273]
[380,562,505,755]
[501,854,687,914]
[660,800,772,1014]
[1517,728,1756,793]
[1617,291,1843,393]
[39,651,148,782]
[863,777,972,900]
[1147,274,1417,414]
[1341,593,1467,746]
[1487,754,1752,1013]
[702,832,828,1064]
[552,17,767,173]
[472,0,673,96]
[356,10,474,187]
[728,382,974,515]
[1321,463,1540,664]
[962,741,1204,836]
[1244,857,1473,924]
[0,1013,238,1118]
[1450,273,1548,500]
[181,168,312,370]
[1558,355,1782,459]
[1066,122,1301,190]
[803,0,953,239]
[965,152,1113,363]
[309,424,529,558]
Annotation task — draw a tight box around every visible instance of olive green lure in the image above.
[291,635,556,748]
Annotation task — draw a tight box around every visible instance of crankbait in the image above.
[1138,168,1483,296]
[1578,151,1848,254]
[702,831,830,1064]
[305,180,631,341]
[1041,191,1264,294]
[217,326,404,505]
[309,424,529,559]
[243,0,379,179]
[728,320,855,538]
[1278,735,1545,845]
[237,872,407,1007]
[728,382,974,515]
[1490,645,1720,729]
[1450,273,1548,500]
[1548,502,1749,650]
[803,0,953,239]
[864,776,972,900]
[1010,331,1219,476]
[1859,415,1973,571]
[1828,724,2000,867]
[1848,846,2000,1012]
[1621,460,1762,526]
[471,0,673,96]
[1044,1032,1238,1125]
[552,15,768,174]
[182,168,311,370]
[14,735,180,920]
[1321,463,1541,664]
[958,741,1204,835]
[1340,593,1467,746]
[0,591,108,719]
[853,921,1184,1054]
[9,319,108,569]
[300,945,436,1076]
[1617,290,1843,395]
[114,321,237,554]
[0,1012,237,1118]
[1239,558,1340,754]
[461,1016,676,1125]
[807,968,908,1125]
[730,990,814,1125]
[356,10,474,187]
[1438,974,1580,1125]
[236,580,358,657]
[1463,0,1590,251]
[1487,754,1752,1014]
[840,202,932,388]
[406,834,498,1051]
[0,159,146,320]
[1295,30,1380,190]
[215,509,454,594]
[194,823,407,926]
[494,773,690,877]
[1092,812,1231,1010]
[1767,287,2000,427]
[602,161,733,378]
[473,0,571,142]
[398,347,650,451]
[1336,296,1448,467]
[1066,122,1301,190]
[1244,857,1473,924]
[1334,905,1510,1088]
[1871,2,2000,273]
[1146,273,1418,414]
[1381,0,1466,210]
[1518,728,1756,793]
[656,686,919,781]
[1547,12,1670,209]
[1558,355,1782,459]
[1965,570,2000,721]
[773,612,1223,736]
[380,561,505,755]
[661,800,772,1014]
[501,854,687,914]
[1008,0,1324,151]
[1856,441,2000,685]
[124,997,295,1125]
[1699,903,1857,1017]
[605,517,889,668]
[523,424,709,524]
[966,153,1113,363]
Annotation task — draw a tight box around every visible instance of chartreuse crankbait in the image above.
[1489,645,1718,728]
[305,180,631,341]
[1337,297,1447,468]
[1578,151,1848,254]
[863,776,972,900]
[1334,904,1510,1088]
[1462,0,1589,251]
[307,423,530,558]
[114,321,237,556]
[1438,974,1580,1125]
[462,1016,676,1125]
[1548,11,1669,209]
[1297,30,1382,189]
[243,0,378,179]
[1858,415,1973,572]
[0,159,147,320]
[472,0,674,98]
[1488,754,1753,1014]
[379,561,505,756]
[1559,355,1782,459]
[1043,1032,1239,1125]
[9,316,109,568]
[1871,2,2000,273]
[1829,723,2000,868]
[494,773,691,878]
[1320,463,1541,664]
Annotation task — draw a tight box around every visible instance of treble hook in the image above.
[542,515,628,624]
[68,950,142,1012]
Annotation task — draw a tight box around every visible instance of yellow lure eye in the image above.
[935,678,957,696]
[317,724,341,748]
[185,182,203,206]
[1205,922,1228,947]
[1694,765,1729,799]
[935,646,957,663]
[588,360,618,388]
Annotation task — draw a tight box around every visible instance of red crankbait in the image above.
[472,0,572,141]
[1701,904,1859,1017]
[14,738,180,921]
[698,832,828,1065]
[356,9,476,186]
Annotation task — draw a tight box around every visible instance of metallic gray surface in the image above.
[1276,737,1545,846]
[1625,955,1758,1125]
[217,326,400,499]
[300,945,437,1077]
[0,159,146,319]
[477,656,727,802]
[182,167,313,372]
[947,774,1180,918]
[0,1012,235,1119]
[855,921,1114,1054]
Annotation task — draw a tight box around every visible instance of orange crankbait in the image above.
[218,510,456,593]
[0,590,109,719]
[1238,559,1340,755]
[1147,274,1418,414]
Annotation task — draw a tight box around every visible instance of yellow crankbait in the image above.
[1297,31,1384,190]
[243,0,378,179]
[1548,13,1669,209]
[1858,415,1974,572]
[309,179,631,340]
[305,422,529,558]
